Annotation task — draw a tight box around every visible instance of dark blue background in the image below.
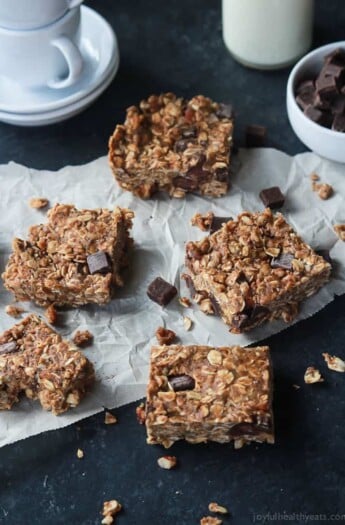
[0,1,344,523]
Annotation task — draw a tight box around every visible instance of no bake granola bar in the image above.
[108,93,234,199]
[2,204,134,307]
[145,344,274,448]
[0,314,94,414]
[185,209,331,333]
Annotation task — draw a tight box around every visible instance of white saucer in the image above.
[0,5,119,115]
[0,56,118,126]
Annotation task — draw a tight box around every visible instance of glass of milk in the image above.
[222,0,314,70]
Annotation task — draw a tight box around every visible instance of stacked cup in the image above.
[0,0,84,90]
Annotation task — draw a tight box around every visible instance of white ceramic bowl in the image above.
[286,41,345,163]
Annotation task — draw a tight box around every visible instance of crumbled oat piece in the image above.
[317,183,333,200]
[44,304,57,325]
[323,353,345,372]
[310,172,320,182]
[292,384,301,390]
[191,212,214,231]
[179,296,191,308]
[183,316,193,331]
[234,438,245,449]
[208,502,229,515]
[155,326,176,345]
[73,330,93,347]
[157,455,177,470]
[334,224,345,241]
[304,367,324,384]
[76,448,84,459]
[200,298,215,315]
[104,411,117,425]
[29,197,49,209]
[101,516,113,525]
[101,500,122,524]
[200,517,222,525]
[136,402,146,424]
[5,305,24,318]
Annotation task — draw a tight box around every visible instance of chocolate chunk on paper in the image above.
[259,186,285,209]
[210,216,232,234]
[147,277,177,306]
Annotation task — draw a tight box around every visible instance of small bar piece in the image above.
[145,344,274,448]
[0,314,95,414]
[185,208,331,333]
[2,204,134,307]
[109,93,234,199]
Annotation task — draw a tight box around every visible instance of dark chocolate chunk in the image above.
[216,103,233,119]
[210,216,232,234]
[147,277,177,306]
[209,294,222,316]
[332,113,345,132]
[259,186,285,209]
[86,251,111,275]
[245,125,267,147]
[331,94,345,115]
[186,165,211,184]
[271,253,294,270]
[168,374,195,392]
[174,139,188,153]
[0,341,19,356]
[321,63,345,84]
[316,249,332,265]
[315,73,338,102]
[173,175,198,191]
[231,305,269,330]
[296,79,315,95]
[296,90,315,111]
[325,48,345,67]
[304,106,332,127]
[183,274,196,298]
[181,126,197,139]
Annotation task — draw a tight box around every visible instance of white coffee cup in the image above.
[0,7,83,89]
[0,0,83,30]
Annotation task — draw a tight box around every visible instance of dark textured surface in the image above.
[0,1,345,524]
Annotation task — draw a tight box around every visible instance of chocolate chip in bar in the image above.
[209,294,222,316]
[168,374,195,392]
[216,103,233,119]
[271,253,294,270]
[245,124,267,147]
[86,251,111,275]
[332,113,345,132]
[259,186,285,209]
[147,277,177,306]
[174,139,188,153]
[210,216,232,234]
[0,341,19,355]
[181,126,197,139]
[232,305,269,330]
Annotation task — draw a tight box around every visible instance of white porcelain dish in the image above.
[286,41,345,164]
[0,6,118,115]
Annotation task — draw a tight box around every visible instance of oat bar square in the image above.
[2,204,134,307]
[145,344,274,448]
[108,93,234,199]
[0,314,95,414]
[185,209,331,333]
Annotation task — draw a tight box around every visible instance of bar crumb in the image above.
[29,197,49,209]
[5,305,24,318]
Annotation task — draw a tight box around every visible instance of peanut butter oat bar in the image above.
[185,208,331,333]
[0,314,94,414]
[2,204,134,307]
[145,344,274,448]
[108,93,234,199]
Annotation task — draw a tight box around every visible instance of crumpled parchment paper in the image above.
[0,148,344,447]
